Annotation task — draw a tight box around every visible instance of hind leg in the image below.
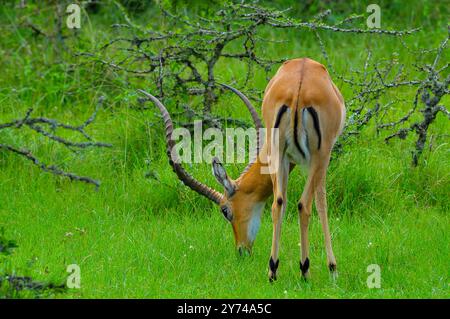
[297,166,317,279]
[314,166,337,276]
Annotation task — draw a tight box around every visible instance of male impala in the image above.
[139,57,345,281]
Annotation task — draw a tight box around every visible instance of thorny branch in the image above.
[331,27,449,165]
[80,2,446,166]
[0,97,112,188]
[80,2,418,115]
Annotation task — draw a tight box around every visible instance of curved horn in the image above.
[219,83,263,174]
[219,83,262,150]
[138,89,223,205]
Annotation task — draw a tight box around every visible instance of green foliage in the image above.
[0,228,18,256]
[0,229,66,298]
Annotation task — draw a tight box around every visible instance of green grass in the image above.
[0,141,448,298]
[0,1,449,298]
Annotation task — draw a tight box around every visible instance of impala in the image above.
[139,57,345,281]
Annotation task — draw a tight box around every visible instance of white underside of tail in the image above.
[285,108,311,168]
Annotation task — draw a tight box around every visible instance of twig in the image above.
[0,97,111,187]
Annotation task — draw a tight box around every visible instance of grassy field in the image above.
[0,1,449,298]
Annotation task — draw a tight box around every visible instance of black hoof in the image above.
[300,258,310,276]
[328,263,337,272]
[269,273,277,283]
[269,257,279,282]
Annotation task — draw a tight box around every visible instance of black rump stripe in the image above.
[306,107,321,149]
[274,104,289,128]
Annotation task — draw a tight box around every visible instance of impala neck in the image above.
[236,147,273,202]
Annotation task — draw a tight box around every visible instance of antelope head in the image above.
[138,85,269,255]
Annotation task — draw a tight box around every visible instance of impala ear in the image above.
[212,157,236,197]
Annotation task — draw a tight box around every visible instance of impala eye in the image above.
[221,206,228,216]
[220,206,232,221]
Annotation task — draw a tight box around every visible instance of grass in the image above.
[0,1,449,298]
[1,131,448,298]
[0,142,448,298]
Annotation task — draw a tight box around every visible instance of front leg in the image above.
[268,157,289,282]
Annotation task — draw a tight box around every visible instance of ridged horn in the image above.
[138,89,223,205]
[219,83,263,174]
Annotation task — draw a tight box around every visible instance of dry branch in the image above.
[0,97,111,187]
[80,2,446,165]
[80,2,418,115]
[334,27,449,165]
